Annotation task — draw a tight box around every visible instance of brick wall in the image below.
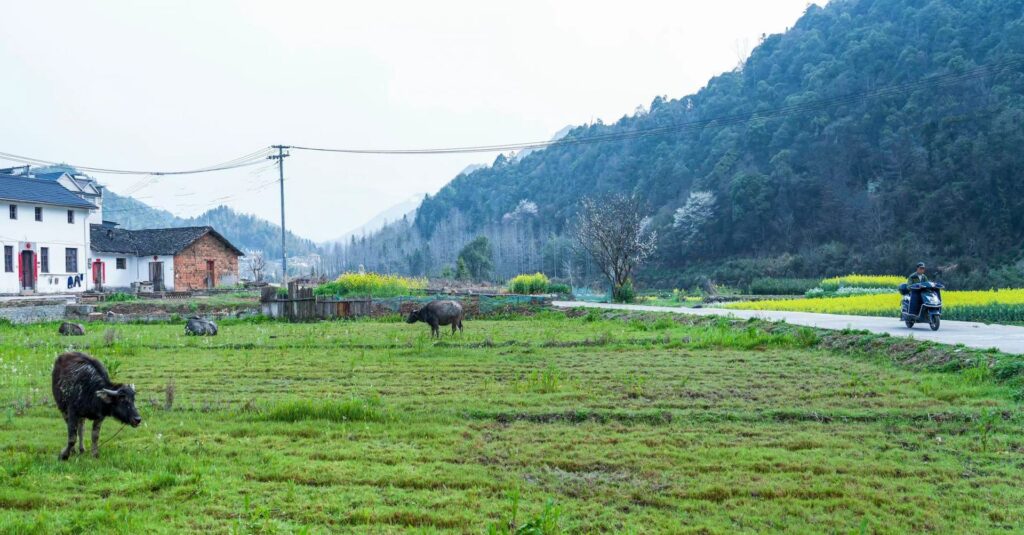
[172,233,240,290]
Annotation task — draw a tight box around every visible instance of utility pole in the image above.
[269,145,290,284]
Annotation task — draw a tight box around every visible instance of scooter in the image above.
[899,281,944,330]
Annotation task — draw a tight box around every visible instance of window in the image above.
[116,258,126,269]
[65,248,78,273]
[34,207,42,222]
[40,247,49,273]
[67,210,75,224]
[8,205,16,220]
[3,246,11,272]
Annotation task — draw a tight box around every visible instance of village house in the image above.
[0,167,101,294]
[0,164,243,294]
[90,224,243,291]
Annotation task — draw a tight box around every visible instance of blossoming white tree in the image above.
[572,194,657,302]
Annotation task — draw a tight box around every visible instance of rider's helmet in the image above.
[916,262,926,269]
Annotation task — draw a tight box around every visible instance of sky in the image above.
[0,0,823,242]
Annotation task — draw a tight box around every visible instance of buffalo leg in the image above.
[77,418,86,454]
[451,323,457,335]
[430,321,439,338]
[458,320,463,334]
[59,416,78,460]
[91,419,103,458]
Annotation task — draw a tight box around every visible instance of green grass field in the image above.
[1,312,1022,533]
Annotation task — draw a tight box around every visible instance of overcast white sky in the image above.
[0,1,822,242]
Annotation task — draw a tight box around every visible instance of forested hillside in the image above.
[329,0,1024,288]
[104,189,319,259]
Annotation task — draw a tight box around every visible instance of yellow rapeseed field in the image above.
[726,289,1024,323]
[819,274,905,291]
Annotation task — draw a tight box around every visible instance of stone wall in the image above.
[0,299,67,324]
[172,234,240,291]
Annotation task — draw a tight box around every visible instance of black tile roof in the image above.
[90,225,244,256]
[0,174,96,209]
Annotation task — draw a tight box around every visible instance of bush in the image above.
[314,272,427,298]
[748,278,819,295]
[105,292,138,303]
[547,283,572,295]
[613,280,635,303]
[509,273,550,294]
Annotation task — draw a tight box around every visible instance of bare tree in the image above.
[244,251,267,282]
[572,194,657,301]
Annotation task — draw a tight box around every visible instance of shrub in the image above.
[509,273,550,294]
[547,283,572,295]
[613,280,635,303]
[105,292,138,303]
[314,272,428,298]
[748,278,819,295]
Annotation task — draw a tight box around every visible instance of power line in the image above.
[0,147,273,176]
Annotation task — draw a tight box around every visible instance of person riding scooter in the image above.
[908,262,929,285]
[899,261,944,330]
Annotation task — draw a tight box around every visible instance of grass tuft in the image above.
[260,397,390,423]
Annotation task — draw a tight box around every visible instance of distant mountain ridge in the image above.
[103,189,319,258]
[332,193,425,244]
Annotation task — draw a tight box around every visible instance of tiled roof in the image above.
[90,225,244,256]
[0,174,96,209]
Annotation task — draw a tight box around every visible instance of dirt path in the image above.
[552,301,1024,355]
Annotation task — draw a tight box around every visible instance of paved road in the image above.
[552,301,1024,355]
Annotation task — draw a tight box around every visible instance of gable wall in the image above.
[172,233,240,290]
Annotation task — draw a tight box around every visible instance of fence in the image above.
[261,286,551,322]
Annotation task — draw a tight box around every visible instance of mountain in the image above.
[332,193,425,244]
[337,0,1024,289]
[510,125,573,163]
[103,189,319,259]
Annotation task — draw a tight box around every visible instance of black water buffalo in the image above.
[58,322,85,336]
[406,300,464,338]
[51,352,141,460]
[185,316,218,336]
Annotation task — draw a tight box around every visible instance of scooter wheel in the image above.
[905,320,915,329]
[929,316,940,331]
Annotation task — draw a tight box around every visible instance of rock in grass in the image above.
[58,322,85,336]
[185,316,218,336]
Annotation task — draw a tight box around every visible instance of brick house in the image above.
[90,224,243,291]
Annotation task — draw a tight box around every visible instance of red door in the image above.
[92,260,105,290]
[206,260,215,288]
[19,250,35,290]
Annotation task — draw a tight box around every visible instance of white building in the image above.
[0,167,101,294]
[0,164,243,295]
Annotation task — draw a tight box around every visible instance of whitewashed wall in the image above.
[91,253,176,291]
[0,202,93,294]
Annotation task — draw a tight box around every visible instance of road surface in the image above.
[552,301,1024,355]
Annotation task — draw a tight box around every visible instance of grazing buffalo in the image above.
[185,316,218,336]
[51,352,141,460]
[406,300,464,338]
[58,322,85,336]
